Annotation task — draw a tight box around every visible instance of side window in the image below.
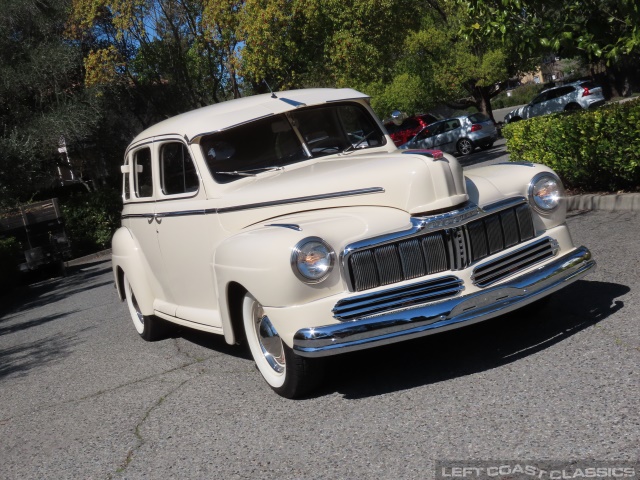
[445,120,460,131]
[160,142,199,195]
[134,147,153,198]
[557,86,574,97]
[531,92,549,105]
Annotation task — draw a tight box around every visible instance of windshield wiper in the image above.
[342,130,376,154]
[215,166,284,176]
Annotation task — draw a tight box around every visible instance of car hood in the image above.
[216,151,468,231]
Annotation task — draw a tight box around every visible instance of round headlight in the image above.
[291,237,335,283]
[529,173,564,212]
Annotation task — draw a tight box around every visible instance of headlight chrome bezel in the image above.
[528,172,564,214]
[290,236,335,284]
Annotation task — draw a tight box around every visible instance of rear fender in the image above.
[111,227,157,316]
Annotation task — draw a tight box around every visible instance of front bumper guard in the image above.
[293,246,595,357]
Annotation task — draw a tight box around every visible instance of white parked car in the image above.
[504,81,605,123]
[112,88,595,398]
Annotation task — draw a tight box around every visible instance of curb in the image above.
[65,249,112,267]
[567,193,640,212]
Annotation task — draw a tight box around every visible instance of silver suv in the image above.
[504,81,605,124]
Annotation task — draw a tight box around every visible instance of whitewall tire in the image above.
[242,293,322,398]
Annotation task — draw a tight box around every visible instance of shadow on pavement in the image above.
[0,327,93,380]
[0,259,112,319]
[321,279,628,399]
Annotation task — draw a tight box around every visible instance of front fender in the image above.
[214,206,412,343]
[464,162,567,232]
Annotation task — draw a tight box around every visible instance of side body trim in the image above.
[121,187,385,219]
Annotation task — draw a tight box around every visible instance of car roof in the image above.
[540,81,589,93]
[129,88,369,146]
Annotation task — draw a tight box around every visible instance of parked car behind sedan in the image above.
[384,112,438,146]
[504,81,605,124]
[399,113,498,155]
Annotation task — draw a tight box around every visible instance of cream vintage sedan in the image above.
[112,88,595,398]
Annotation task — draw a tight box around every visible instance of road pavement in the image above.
[1,207,638,479]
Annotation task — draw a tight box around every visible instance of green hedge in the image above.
[61,189,122,257]
[502,98,640,192]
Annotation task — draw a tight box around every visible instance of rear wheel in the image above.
[123,274,169,341]
[456,138,474,155]
[242,292,322,398]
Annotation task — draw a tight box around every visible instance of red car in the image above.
[384,112,439,147]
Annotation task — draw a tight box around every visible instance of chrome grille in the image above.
[333,276,464,321]
[472,237,557,287]
[346,203,536,292]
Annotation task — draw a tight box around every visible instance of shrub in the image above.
[502,98,640,192]
[60,189,122,257]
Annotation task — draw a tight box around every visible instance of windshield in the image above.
[200,102,386,183]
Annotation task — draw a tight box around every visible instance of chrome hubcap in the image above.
[252,303,285,374]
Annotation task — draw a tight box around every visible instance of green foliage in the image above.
[461,0,640,62]
[390,0,539,120]
[60,189,122,256]
[0,236,21,292]
[0,0,101,204]
[367,74,433,118]
[502,99,640,191]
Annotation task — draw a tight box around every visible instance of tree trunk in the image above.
[474,86,496,123]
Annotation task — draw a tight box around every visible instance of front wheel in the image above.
[123,274,169,341]
[456,138,474,155]
[242,293,322,398]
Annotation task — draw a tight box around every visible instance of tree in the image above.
[238,0,421,92]
[461,0,640,96]
[0,0,101,206]
[68,0,245,120]
[368,0,539,122]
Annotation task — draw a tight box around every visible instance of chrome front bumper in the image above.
[293,246,595,357]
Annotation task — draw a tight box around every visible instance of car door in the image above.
[546,86,574,113]
[415,122,444,149]
[432,121,456,153]
[526,91,552,118]
[410,125,436,149]
[152,138,224,328]
[121,145,166,303]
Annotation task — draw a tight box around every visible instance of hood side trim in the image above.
[216,187,385,214]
